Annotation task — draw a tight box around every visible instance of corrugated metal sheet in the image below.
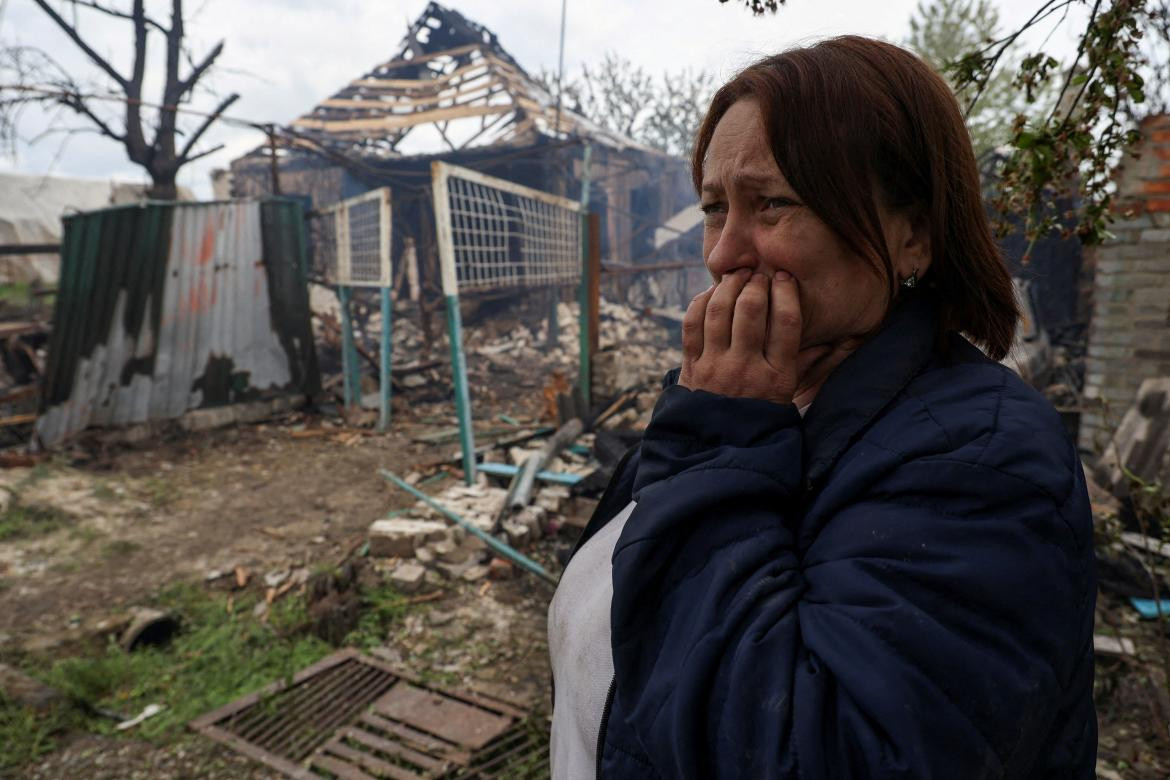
[36,199,319,447]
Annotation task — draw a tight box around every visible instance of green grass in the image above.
[0,502,75,541]
[342,583,415,650]
[0,693,86,771]
[0,583,336,772]
[0,282,31,307]
[45,584,334,740]
[0,572,428,773]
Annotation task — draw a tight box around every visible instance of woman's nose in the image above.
[704,217,759,279]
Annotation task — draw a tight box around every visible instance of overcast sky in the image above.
[0,0,1087,198]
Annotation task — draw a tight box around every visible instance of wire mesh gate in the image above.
[431,162,587,483]
[312,188,394,429]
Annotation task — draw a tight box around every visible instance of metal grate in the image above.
[432,162,581,295]
[310,189,392,287]
[190,649,548,779]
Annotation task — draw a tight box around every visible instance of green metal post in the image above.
[338,285,361,408]
[577,143,593,411]
[446,294,476,484]
[379,286,392,430]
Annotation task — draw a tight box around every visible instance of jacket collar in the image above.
[801,290,940,487]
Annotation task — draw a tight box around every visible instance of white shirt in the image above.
[547,500,637,780]
[546,402,806,777]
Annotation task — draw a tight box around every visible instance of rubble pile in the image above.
[310,283,682,419]
[370,435,603,589]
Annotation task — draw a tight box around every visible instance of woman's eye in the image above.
[700,203,726,215]
[764,197,796,210]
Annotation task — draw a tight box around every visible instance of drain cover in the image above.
[190,649,548,778]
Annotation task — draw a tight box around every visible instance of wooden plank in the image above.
[348,60,494,93]
[323,85,506,117]
[318,83,508,119]
[588,212,601,356]
[362,43,482,76]
[0,413,37,428]
[294,104,508,133]
[324,739,425,780]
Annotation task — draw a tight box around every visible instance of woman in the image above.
[548,35,1096,779]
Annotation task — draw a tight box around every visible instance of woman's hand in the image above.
[679,269,802,405]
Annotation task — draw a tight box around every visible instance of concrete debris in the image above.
[390,562,427,593]
[120,608,179,652]
[461,564,491,582]
[502,521,531,548]
[433,538,469,565]
[1102,377,1170,496]
[1093,634,1136,657]
[368,518,448,558]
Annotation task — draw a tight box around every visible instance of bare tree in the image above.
[539,55,714,158]
[1,0,238,199]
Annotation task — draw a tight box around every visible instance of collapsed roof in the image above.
[288,2,651,159]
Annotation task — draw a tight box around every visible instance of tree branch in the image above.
[123,0,149,165]
[1047,0,1103,124]
[58,89,124,142]
[177,90,237,161]
[176,40,224,98]
[32,0,126,88]
[62,0,166,33]
[179,141,223,164]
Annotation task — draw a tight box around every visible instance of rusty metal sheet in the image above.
[374,682,514,751]
[36,199,317,448]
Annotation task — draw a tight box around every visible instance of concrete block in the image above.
[461,564,491,582]
[502,521,531,548]
[433,538,469,564]
[368,518,448,558]
[515,506,547,536]
[390,562,427,593]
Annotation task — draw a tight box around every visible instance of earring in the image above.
[901,269,918,289]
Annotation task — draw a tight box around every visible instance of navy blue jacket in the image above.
[578,291,1096,778]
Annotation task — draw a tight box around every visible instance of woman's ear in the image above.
[888,206,932,281]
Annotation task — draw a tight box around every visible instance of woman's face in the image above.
[698,99,928,353]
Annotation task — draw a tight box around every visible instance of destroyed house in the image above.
[229,2,697,297]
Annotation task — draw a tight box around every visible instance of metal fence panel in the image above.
[434,162,580,293]
[36,199,318,447]
[310,188,391,287]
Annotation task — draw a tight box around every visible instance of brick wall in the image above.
[1080,114,1170,451]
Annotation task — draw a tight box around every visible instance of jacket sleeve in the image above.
[609,384,1094,779]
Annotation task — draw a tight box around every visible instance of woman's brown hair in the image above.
[691,36,1018,360]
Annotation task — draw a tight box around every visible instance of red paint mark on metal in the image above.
[198,223,216,265]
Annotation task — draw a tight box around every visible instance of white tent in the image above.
[0,172,183,284]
